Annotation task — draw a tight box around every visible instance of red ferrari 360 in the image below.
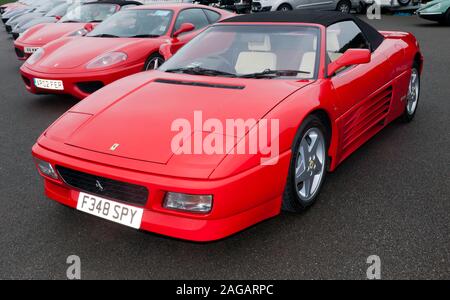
[32,11,423,241]
[20,4,233,99]
[14,1,141,61]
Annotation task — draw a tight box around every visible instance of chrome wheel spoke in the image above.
[303,178,312,198]
[406,68,419,115]
[295,127,326,202]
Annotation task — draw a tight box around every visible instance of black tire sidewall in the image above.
[337,0,352,13]
[282,115,330,212]
[277,4,292,11]
[397,0,411,6]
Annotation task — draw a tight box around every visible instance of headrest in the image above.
[248,36,271,52]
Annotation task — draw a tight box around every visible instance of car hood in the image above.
[62,72,312,166]
[36,36,167,70]
[19,23,86,46]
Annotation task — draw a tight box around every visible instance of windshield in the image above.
[44,3,69,17]
[160,25,320,79]
[87,9,173,38]
[60,4,119,23]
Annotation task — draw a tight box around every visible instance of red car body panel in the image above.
[19,4,234,99]
[32,21,423,241]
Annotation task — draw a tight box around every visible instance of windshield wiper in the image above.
[62,20,79,23]
[90,33,120,38]
[89,20,104,23]
[239,69,311,79]
[165,66,236,77]
[129,34,160,38]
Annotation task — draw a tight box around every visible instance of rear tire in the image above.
[401,63,420,122]
[336,0,352,13]
[277,4,293,11]
[282,115,330,212]
[144,53,165,71]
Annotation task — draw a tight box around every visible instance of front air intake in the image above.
[56,166,149,206]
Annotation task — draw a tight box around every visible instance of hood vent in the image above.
[154,78,245,90]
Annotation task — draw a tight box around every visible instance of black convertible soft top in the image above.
[221,11,385,51]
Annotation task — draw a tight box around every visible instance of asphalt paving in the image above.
[0,15,449,280]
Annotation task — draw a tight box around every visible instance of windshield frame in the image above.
[160,23,323,81]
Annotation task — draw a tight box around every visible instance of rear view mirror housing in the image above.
[172,23,195,39]
[84,23,94,33]
[327,49,371,77]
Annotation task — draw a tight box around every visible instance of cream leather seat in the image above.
[235,36,277,74]
[298,52,316,78]
[327,31,342,62]
[298,36,318,79]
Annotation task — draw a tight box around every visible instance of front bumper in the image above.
[32,142,288,241]
[417,12,444,22]
[20,63,144,99]
[14,40,43,61]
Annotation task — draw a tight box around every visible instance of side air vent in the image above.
[340,86,393,153]
[155,78,245,90]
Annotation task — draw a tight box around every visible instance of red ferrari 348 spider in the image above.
[14,1,141,61]
[32,11,423,241]
[20,4,233,99]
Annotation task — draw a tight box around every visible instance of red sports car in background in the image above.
[32,11,423,241]
[20,4,233,99]
[14,1,142,61]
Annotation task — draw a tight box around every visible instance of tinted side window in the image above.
[174,9,209,33]
[203,9,221,23]
[326,21,370,62]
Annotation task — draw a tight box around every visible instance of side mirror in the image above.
[84,23,94,33]
[172,22,195,39]
[159,43,173,60]
[55,15,61,21]
[327,49,371,77]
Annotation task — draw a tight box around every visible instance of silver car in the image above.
[251,0,373,13]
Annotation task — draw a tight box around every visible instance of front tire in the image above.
[336,0,352,13]
[401,64,420,122]
[282,115,329,212]
[144,53,165,71]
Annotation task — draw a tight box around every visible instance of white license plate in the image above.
[24,47,40,54]
[34,78,64,91]
[77,192,143,229]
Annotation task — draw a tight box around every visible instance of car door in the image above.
[295,0,335,10]
[170,8,211,53]
[328,21,392,162]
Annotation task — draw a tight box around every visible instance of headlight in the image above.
[86,52,127,70]
[163,192,213,213]
[69,28,88,37]
[27,48,44,65]
[35,158,58,179]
